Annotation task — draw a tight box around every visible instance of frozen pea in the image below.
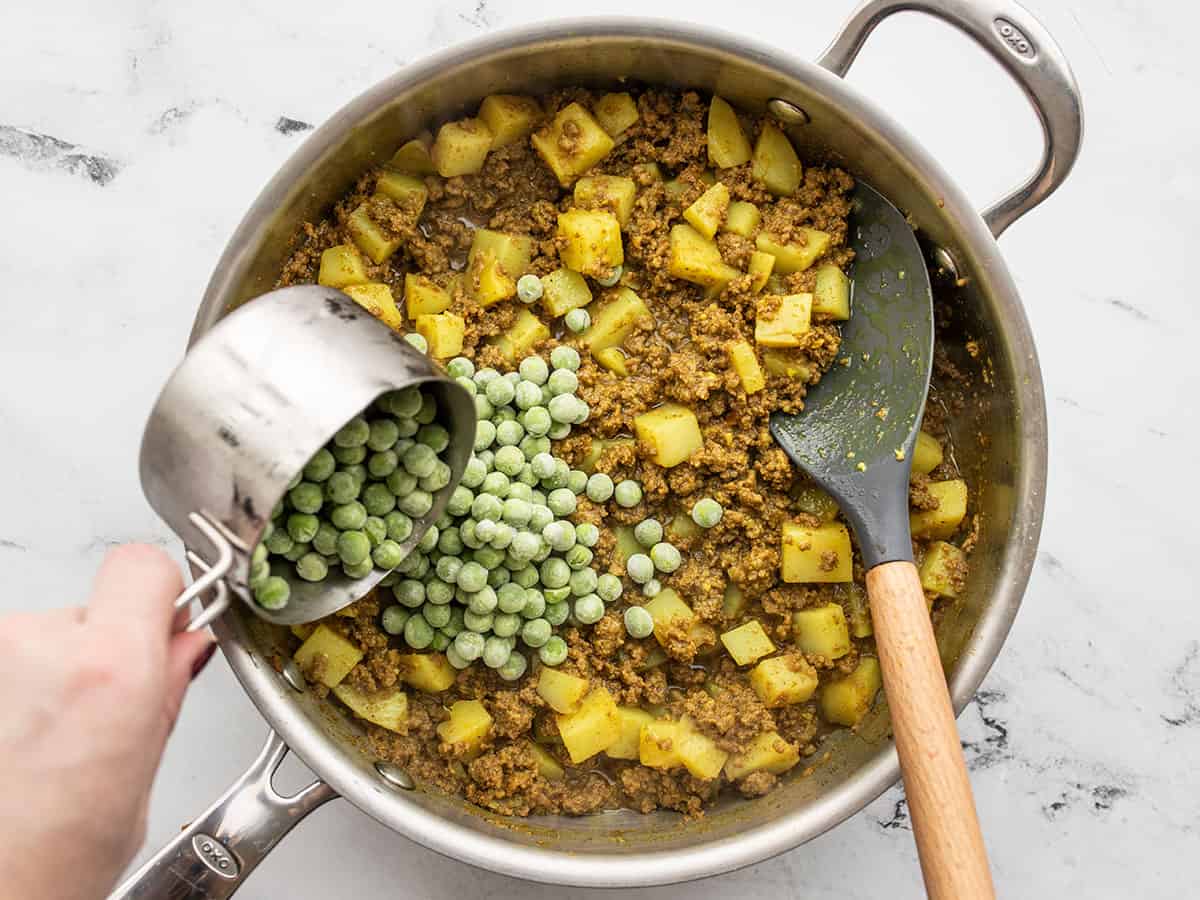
[502,497,533,527]
[332,444,367,465]
[538,636,568,666]
[404,613,434,649]
[384,510,414,543]
[343,557,374,579]
[585,473,614,503]
[489,522,515,550]
[515,464,538,487]
[505,371,522,386]
[362,483,396,517]
[368,449,399,479]
[691,497,724,528]
[311,522,338,558]
[456,561,488,593]
[494,445,525,476]
[394,417,419,439]
[530,453,556,480]
[566,470,588,496]
[402,443,437,478]
[403,332,429,354]
[547,420,571,440]
[454,630,485,661]
[334,416,370,448]
[417,423,450,453]
[569,567,598,597]
[464,610,493,633]
[459,519,482,549]
[342,463,368,488]
[446,485,474,517]
[564,545,593,570]
[627,553,654,584]
[544,600,569,626]
[498,650,527,681]
[379,570,400,587]
[455,375,477,396]
[335,531,369,566]
[547,368,579,397]
[547,488,577,517]
[547,394,577,424]
[508,482,534,503]
[623,605,654,638]
[481,472,511,498]
[264,529,293,556]
[512,565,540,589]
[493,612,521,638]
[614,480,643,508]
[446,356,475,378]
[372,539,404,570]
[482,636,511,669]
[485,377,515,407]
[477,449,495,470]
[519,437,550,463]
[495,419,524,448]
[419,461,451,493]
[331,501,368,531]
[295,552,329,582]
[474,546,506,569]
[385,470,417,497]
[397,489,433,517]
[363,516,387,547]
[642,578,662,598]
[518,354,549,384]
[650,541,682,574]
[396,550,424,576]
[516,274,543,304]
[596,264,622,287]
[472,494,504,523]
[575,523,600,548]
[393,578,426,608]
[496,582,527,614]
[513,381,543,412]
[426,578,454,606]
[286,513,319,545]
[445,644,471,669]
[384,386,423,418]
[289,482,324,514]
[543,459,570,490]
[550,346,580,372]
[461,457,487,489]
[542,521,576,552]
[415,393,437,425]
[564,308,590,333]
[423,602,452,629]
[528,505,554,532]
[509,530,541,561]
[574,593,605,624]
[382,605,410,635]
[438,527,464,556]
[254,576,290,610]
[520,616,553,650]
[520,406,552,437]
[368,418,400,452]
[436,555,463,584]
[540,557,570,589]
[634,518,663,547]
[304,448,336,482]
[474,367,500,387]
[430,632,450,652]
[493,406,516,423]
[474,394,495,421]
[596,573,623,603]
[283,540,311,562]
[521,588,546,619]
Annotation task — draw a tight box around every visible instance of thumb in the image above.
[163,629,217,729]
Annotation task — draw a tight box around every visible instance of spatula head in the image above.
[769,182,933,568]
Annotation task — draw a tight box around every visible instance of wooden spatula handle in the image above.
[866,561,995,900]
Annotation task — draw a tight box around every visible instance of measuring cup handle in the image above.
[174,512,235,632]
[817,0,1083,237]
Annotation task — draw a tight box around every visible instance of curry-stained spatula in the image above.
[769,183,994,899]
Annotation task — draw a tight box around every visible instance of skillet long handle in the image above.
[866,561,995,900]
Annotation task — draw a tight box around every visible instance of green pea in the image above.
[512,565,540,588]
[423,602,452,629]
[264,529,294,556]
[508,482,534,503]
[336,530,370,566]
[540,557,570,589]
[403,613,434,649]
[541,521,574,553]
[530,453,555,481]
[463,610,494,633]
[429,632,449,652]
[455,560,487,593]
[520,588,545,619]
[284,513,317,545]
[544,600,570,626]
[474,366,501,387]
[550,346,580,371]
[460,458,487,489]
[650,542,682,574]
[614,479,643,508]
[330,501,366,531]
[415,394,437,425]
[498,650,527,681]
[393,579,426,608]
[481,472,510,498]
[564,308,590,333]
[382,386,422,418]
[254,576,290,610]
[334,416,370,448]
[635,518,663,547]
[547,368,579,397]
[382,605,410,635]
[596,573,623,603]
[474,394,495,421]
[517,436,548,462]
[691,497,724,528]
[574,593,605,624]
[517,616,549,648]
[642,578,662,598]
[548,394,578,424]
[454,630,485,661]
[494,445,525,476]
[538,635,568,666]
[445,644,471,669]
[304,449,336,483]
[482,636,511,669]
[483,377,514,408]
[442,606,465,637]
[363,516,387,547]
[332,444,367,465]
[343,464,368,489]
[426,578,454,606]
[547,420,571,440]
[402,443,437,478]
[397,489,433,517]
[384,510,414,543]
[380,570,400,587]
[513,380,542,411]
[585,473,614,503]
[627,553,654,584]
[289,482,324,514]
[386,469,417,497]
[417,423,450,453]
[543,459,570,490]
[468,586,498,615]
[394,416,419,438]
[283,540,310,562]
[446,356,474,378]
[417,525,439,553]
[493,612,521,638]
[435,528,462,557]
[516,274,543,304]
[249,558,270,587]
[495,420,524,448]
[564,545,593,570]
[516,464,539,487]
[623,605,654,638]
[396,551,424,576]
[569,567,599,597]
[575,523,600,548]
[324,471,358,505]
[361,483,395,517]
[528,505,554,532]
[489,522,515,550]
[474,547,506,569]
[365,450,395,479]
[476,449,495,470]
[367,419,400,452]
[371,539,403,570]
[343,557,374,578]
[547,488,577,517]
[295,552,329,582]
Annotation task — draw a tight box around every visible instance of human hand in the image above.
[0,544,215,900]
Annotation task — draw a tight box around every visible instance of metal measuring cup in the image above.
[139,285,474,629]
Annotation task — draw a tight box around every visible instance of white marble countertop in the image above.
[1,0,1196,896]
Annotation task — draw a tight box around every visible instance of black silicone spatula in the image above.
[769,183,994,899]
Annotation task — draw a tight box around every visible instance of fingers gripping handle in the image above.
[818,0,1083,237]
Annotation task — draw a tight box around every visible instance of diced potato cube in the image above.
[414,312,465,358]
[557,687,621,763]
[436,699,493,754]
[667,513,700,542]
[375,171,428,218]
[398,652,457,692]
[747,250,775,292]
[723,201,761,238]
[677,718,729,779]
[792,603,852,659]
[431,118,493,177]
[794,484,840,521]
[531,102,614,186]
[663,178,689,202]
[755,293,813,348]
[478,94,541,148]
[707,96,752,168]
[594,92,639,136]
[720,620,776,666]
[726,340,766,394]
[467,249,516,307]
[317,244,369,289]
[634,403,703,468]
[781,522,853,583]
[540,267,592,317]
[912,431,944,475]
[668,224,740,288]
[607,706,655,760]
[750,654,819,707]
[643,588,696,645]
[813,263,851,320]
[637,647,668,671]
[756,229,832,274]
[347,203,402,264]
[683,182,730,240]
[468,229,534,280]
[761,348,813,380]
[578,286,649,352]
[842,582,873,638]
[489,307,549,363]
[632,161,662,183]
[613,524,642,563]
[293,625,363,688]
[574,175,637,227]
[290,622,315,641]
[579,436,634,474]
[910,479,969,539]
[919,540,968,598]
[388,137,436,175]
[724,731,800,780]
[752,123,803,195]
[640,718,684,769]
[528,741,564,780]
[594,347,629,376]
[557,209,623,278]
[537,667,589,714]
[722,581,745,618]
[332,682,409,733]
[344,283,403,332]
[820,657,882,726]
[404,273,452,318]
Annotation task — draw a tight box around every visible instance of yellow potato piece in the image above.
[293,625,363,689]
[781,522,853,583]
[478,94,541,148]
[557,208,623,277]
[574,175,637,227]
[724,731,800,781]
[343,283,403,333]
[747,250,775,292]
[489,307,549,363]
[432,118,493,177]
[537,667,589,714]
[683,182,730,240]
[750,654,819,707]
[556,687,621,763]
[528,741,564,780]
[375,171,428,218]
[812,263,851,321]
[467,249,516,307]
[755,293,813,348]
[677,720,729,779]
[531,102,614,186]
[640,718,684,769]
[388,136,436,175]
[642,588,696,646]
[755,228,832,274]
[403,273,451,318]
[468,229,534,280]
[720,620,776,666]
[634,403,703,468]
[752,123,803,195]
[607,706,655,760]
[911,431,944,475]
[723,200,761,238]
[594,92,639,136]
[539,267,592,318]
[398,653,457,693]
[332,682,409,733]
[707,96,752,168]
[347,203,401,264]
[726,340,766,394]
[594,346,629,376]
[909,479,968,539]
[437,699,493,755]
[919,540,968,598]
[414,312,465,358]
[820,657,882,726]
[578,286,649,352]
[317,244,369,289]
[792,603,852,659]
[668,223,740,288]
[761,348,813,381]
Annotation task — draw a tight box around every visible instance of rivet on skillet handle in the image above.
[108,732,336,900]
[816,0,1084,237]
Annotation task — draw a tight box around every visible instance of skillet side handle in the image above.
[817,0,1083,237]
[108,731,337,900]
